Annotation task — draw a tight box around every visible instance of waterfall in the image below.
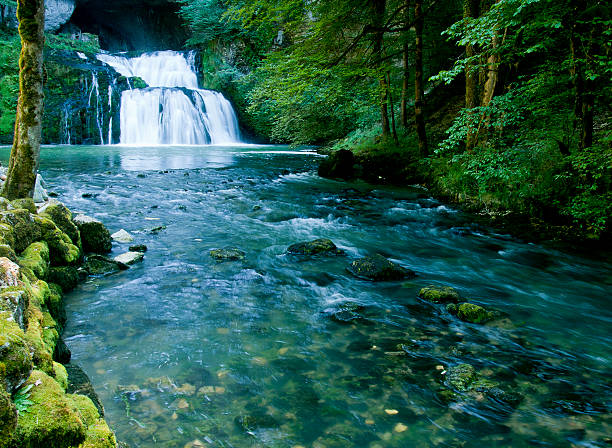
[97,51,241,145]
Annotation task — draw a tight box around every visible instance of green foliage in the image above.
[13,384,34,415]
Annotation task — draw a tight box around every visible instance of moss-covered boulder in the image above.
[11,370,87,448]
[10,199,36,214]
[0,312,33,392]
[24,302,55,376]
[38,202,80,246]
[0,286,29,330]
[418,285,461,304]
[34,216,81,266]
[65,364,104,417]
[287,238,344,256]
[209,247,245,262]
[47,266,79,293]
[19,241,50,280]
[0,209,42,253]
[0,257,21,289]
[80,419,117,448]
[73,215,112,254]
[0,245,18,263]
[53,362,68,391]
[0,223,15,249]
[46,283,66,329]
[347,254,415,281]
[0,388,17,447]
[447,302,494,324]
[0,198,14,212]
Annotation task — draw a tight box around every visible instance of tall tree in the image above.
[2,0,45,199]
[414,0,428,155]
[371,0,392,139]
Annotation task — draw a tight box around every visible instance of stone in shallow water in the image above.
[447,302,495,324]
[234,412,279,431]
[347,254,414,281]
[73,214,112,254]
[323,301,366,323]
[114,252,144,266]
[287,238,344,256]
[209,247,245,262]
[418,285,460,303]
[129,244,147,253]
[85,255,127,276]
[111,229,134,243]
[445,363,477,392]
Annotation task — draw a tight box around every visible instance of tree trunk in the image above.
[401,41,410,128]
[387,71,399,144]
[463,0,479,151]
[2,0,45,200]
[414,0,428,156]
[372,0,391,139]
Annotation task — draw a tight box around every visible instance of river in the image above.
[2,144,610,448]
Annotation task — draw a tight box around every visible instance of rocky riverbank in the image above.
[0,197,124,448]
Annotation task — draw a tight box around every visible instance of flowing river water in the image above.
[2,145,610,448]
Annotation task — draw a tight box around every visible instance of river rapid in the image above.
[2,145,610,448]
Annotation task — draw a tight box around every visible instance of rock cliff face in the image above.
[45,0,76,31]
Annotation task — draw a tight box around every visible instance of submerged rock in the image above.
[445,363,477,392]
[287,238,344,256]
[84,255,127,276]
[447,302,495,324]
[129,244,147,253]
[73,215,112,254]
[209,247,245,262]
[323,302,366,323]
[347,254,414,281]
[111,229,134,243]
[418,285,461,303]
[234,412,279,431]
[114,252,144,266]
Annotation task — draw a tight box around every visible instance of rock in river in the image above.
[114,252,144,266]
[287,238,344,256]
[347,254,415,281]
[209,248,245,261]
[111,229,134,243]
[73,215,112,254]
[418,285,460,303]
[84,255,127,276]
[447,302,495,324]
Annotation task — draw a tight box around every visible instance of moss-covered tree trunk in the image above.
[2,0,45,200]
[372,0,391,139]
[464,0,479,151]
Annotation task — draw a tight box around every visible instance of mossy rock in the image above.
[34,216,81,266]
[47,266,79,293]
[418,285,461,303]
[38,202,80,246]
[447,302,494,324]
[0,198,14,212]
[209,247,245,262]
[46,283,66,328]
[287,238,344,256]
[0,223,15,249]
[11,370,87,448]
[324,302,366,323]
[53,362,68,391]
[0,312,33,392]
[84,255,123,276]
[65,364,104,417]
[0,388,17,447]
[234,412,279,431]
[0,286,29,330]
[445,363,477,392]
[10,199,36,214]
[19,241,50,280]
[0,257,21,289]
[0,245,18,263]
[53,337,71,364]
[73,215,112,254]
[347,254,415,281]
[80,419,117,448]
[68,394,100,427]
[24,304,55,376]
[0,209,42,253]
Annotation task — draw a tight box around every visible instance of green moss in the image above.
[0,244,18,263]
[0,223,16,249]
[52,362,68,391]
[18,241,49,280]
[0,388,17,446]
[0,311,33,392]
[209,248,246,261]
[346,254,415,281]
[39,202,80,246]
[0,210,41,253]
[418,285,461,303]
[80,419,117,448]
[30,280,51,309]
[445,363,477,392]
[0,198,13,212]
[34,216,81,265]
[11,370,87,448]
[10,199,36,214]
[46,283,65,328]
[455,302,494,324]
[68,394,100,427]
[47,266,79,292]
[287,238,344,256]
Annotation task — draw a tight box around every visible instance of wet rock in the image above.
[33,216,81,266]
[445,363,477,392]
[65,364,105,417]
[0,209,42,252]
[84,255,127,276]
[114,252,144,266]
[38,202,80,246]
[148,225,166,234]
[73,215,112,254]
[447,302,495,324]
[53,337,71,364]
[0,245,17,263]
[47,266,79,292]
[0,288,29,330]
[318,149,356,180]
[111,229,134,243]
[10,198,36,214]
[0,257,21,288]
[323,302,366,323]
[209,247,245,262]
[46,283,66,328]
[287,238,344,256]
[0,312,33,392]
[128,244,147,253]
[347,254,415,281]
[234,412,279,431]
[418,285,461,303]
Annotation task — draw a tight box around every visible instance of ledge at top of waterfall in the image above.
[97,50,241,146]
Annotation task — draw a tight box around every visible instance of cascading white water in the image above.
[97,51,241,145]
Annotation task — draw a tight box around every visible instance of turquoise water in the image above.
[4,145,610,447]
